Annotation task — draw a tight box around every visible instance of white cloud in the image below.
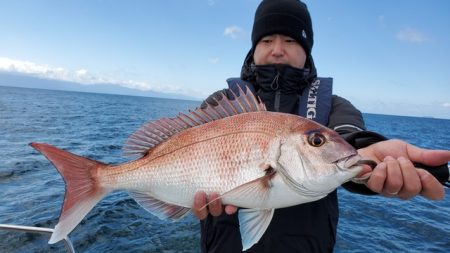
[223,26,245,40]
[0,57,52,75]
[0,57,195,96]
[377,15,386,29]
[396,27,429,43]
[442,102,450,108]
[208,57,219,64]
[75,69,88,76]
[207,0,216,6]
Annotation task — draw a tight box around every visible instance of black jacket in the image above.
[200,87,384,252]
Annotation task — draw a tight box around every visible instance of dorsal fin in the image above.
[123,86,266,157]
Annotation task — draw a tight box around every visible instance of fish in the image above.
[30,87,369,250]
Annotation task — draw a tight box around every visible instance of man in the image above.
[193,0,449,252]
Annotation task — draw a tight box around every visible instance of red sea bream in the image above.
[31,87,367,250]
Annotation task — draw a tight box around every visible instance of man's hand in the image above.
[357,139,449,200]
[192,191,238,220]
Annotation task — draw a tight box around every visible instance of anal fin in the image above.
[129,191,190,221]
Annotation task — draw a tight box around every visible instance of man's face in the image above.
[253,34,307,68]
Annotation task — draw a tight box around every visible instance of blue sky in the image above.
[0,0,449,119]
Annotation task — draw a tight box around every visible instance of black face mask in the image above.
[252,64,310,94]
[240,49,318,85]
[247,64,310,113]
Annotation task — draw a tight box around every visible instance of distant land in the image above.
[1,71,449,120]
[0,72,200,101]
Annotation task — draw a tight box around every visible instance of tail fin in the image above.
[30,142,109,244]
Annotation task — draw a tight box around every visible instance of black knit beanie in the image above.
[251,0,314,56]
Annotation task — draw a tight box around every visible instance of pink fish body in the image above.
[31,88,365,250]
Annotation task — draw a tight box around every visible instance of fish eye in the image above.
[308,132,326,147]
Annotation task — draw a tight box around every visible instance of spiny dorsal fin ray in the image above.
[123,86,266,157]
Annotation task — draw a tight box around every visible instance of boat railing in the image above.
[0,224,75,253]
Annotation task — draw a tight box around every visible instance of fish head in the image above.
[277,121,365,197]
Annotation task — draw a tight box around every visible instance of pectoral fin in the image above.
[239,208,274,251]
[204,171,275,208]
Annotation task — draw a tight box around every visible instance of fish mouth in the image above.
[353,159,377,170]
[336,155,378,184]
[336,155,377,174]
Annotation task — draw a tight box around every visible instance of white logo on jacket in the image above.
[306,79,320,119]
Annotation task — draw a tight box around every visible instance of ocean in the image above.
[0,86,449,252]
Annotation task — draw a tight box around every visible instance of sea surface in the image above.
[0,86,449,253]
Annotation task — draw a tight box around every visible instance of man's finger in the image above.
[208,192,223,217]
[225,205,238,215]
[405,144,450,166]
[193,191,208,220]
[417,169,445,200]
[382,156,403,196]
[366,162,387,193]
[397,157,421,199]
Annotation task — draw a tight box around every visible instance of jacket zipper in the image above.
[271,73,281,112]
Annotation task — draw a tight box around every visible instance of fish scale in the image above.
[110,120,277,207]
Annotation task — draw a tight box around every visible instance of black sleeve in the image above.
[328,95,366,135]
[328,96,387,195]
